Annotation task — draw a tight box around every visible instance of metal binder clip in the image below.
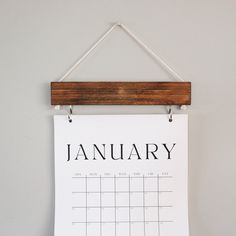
[168,106,173,122]
[68,105,73,123]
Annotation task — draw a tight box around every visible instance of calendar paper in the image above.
[54,114,189,236]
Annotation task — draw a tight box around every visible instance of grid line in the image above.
[157,174,160,236]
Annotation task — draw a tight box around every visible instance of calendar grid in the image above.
[72,174,173,236]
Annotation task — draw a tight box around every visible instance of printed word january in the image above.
[67,143,176,162]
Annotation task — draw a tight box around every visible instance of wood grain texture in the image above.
[51,82,191,105]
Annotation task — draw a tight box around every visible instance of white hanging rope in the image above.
[119,23,184,81]
[58,22,184,82]
[58,24,118,82]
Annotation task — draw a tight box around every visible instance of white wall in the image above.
[0,0,236,235]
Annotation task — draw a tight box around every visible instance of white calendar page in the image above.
[54,114,189,236]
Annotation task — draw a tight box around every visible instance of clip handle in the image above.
[68,105,73,123]
[168,106,173,122]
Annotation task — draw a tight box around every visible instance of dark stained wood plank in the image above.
[51,82,191,105]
